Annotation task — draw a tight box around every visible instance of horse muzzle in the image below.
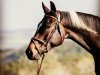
[25,48,40,60]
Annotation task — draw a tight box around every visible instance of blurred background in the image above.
[0,0,99,75]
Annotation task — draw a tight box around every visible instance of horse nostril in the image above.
[28,50,31,54]
[25,49,40,60]
[26,49,33,57]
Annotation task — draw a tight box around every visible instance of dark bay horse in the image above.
[26,1,100,75]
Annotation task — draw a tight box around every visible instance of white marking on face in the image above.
[69,11,97,33]
[37,21,43,31]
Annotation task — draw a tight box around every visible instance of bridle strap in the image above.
[45,15,61,23]
[32,24,57,55]
[32,14,62,55]
[31,14,63,75]
[32,37,45,44]
[46,15,64,43]
[32,40,41,55]
[37,55,45,75]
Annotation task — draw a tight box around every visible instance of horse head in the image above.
[25,1,66,60]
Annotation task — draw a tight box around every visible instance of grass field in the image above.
[0,41,96,75]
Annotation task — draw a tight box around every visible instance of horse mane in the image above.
[59,11,100,33]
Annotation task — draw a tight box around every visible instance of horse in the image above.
[26,1,100,75]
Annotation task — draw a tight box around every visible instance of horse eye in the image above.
[47,19,53,23]
[46,18,55,28]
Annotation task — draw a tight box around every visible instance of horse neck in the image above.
[61,11,100,54]
[60,11,100,75]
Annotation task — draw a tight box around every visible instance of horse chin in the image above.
[27,54,40,60]
[34,54,41,60]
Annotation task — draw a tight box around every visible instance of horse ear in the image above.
[42,2,50,14]
[50,1,56,12]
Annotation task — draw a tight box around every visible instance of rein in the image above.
[32,14,62,75]
[36,55,45,75]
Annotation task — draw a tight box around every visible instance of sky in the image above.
[0,0,100,49]
[1,0,100,31]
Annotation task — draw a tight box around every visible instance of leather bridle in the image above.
[31,14,62,75]
[31,14,62,56]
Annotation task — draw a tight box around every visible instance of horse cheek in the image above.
[50,30,62,46]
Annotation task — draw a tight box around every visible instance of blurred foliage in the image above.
[0,41,95,75]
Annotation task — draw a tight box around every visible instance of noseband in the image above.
[31,14,62,56]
